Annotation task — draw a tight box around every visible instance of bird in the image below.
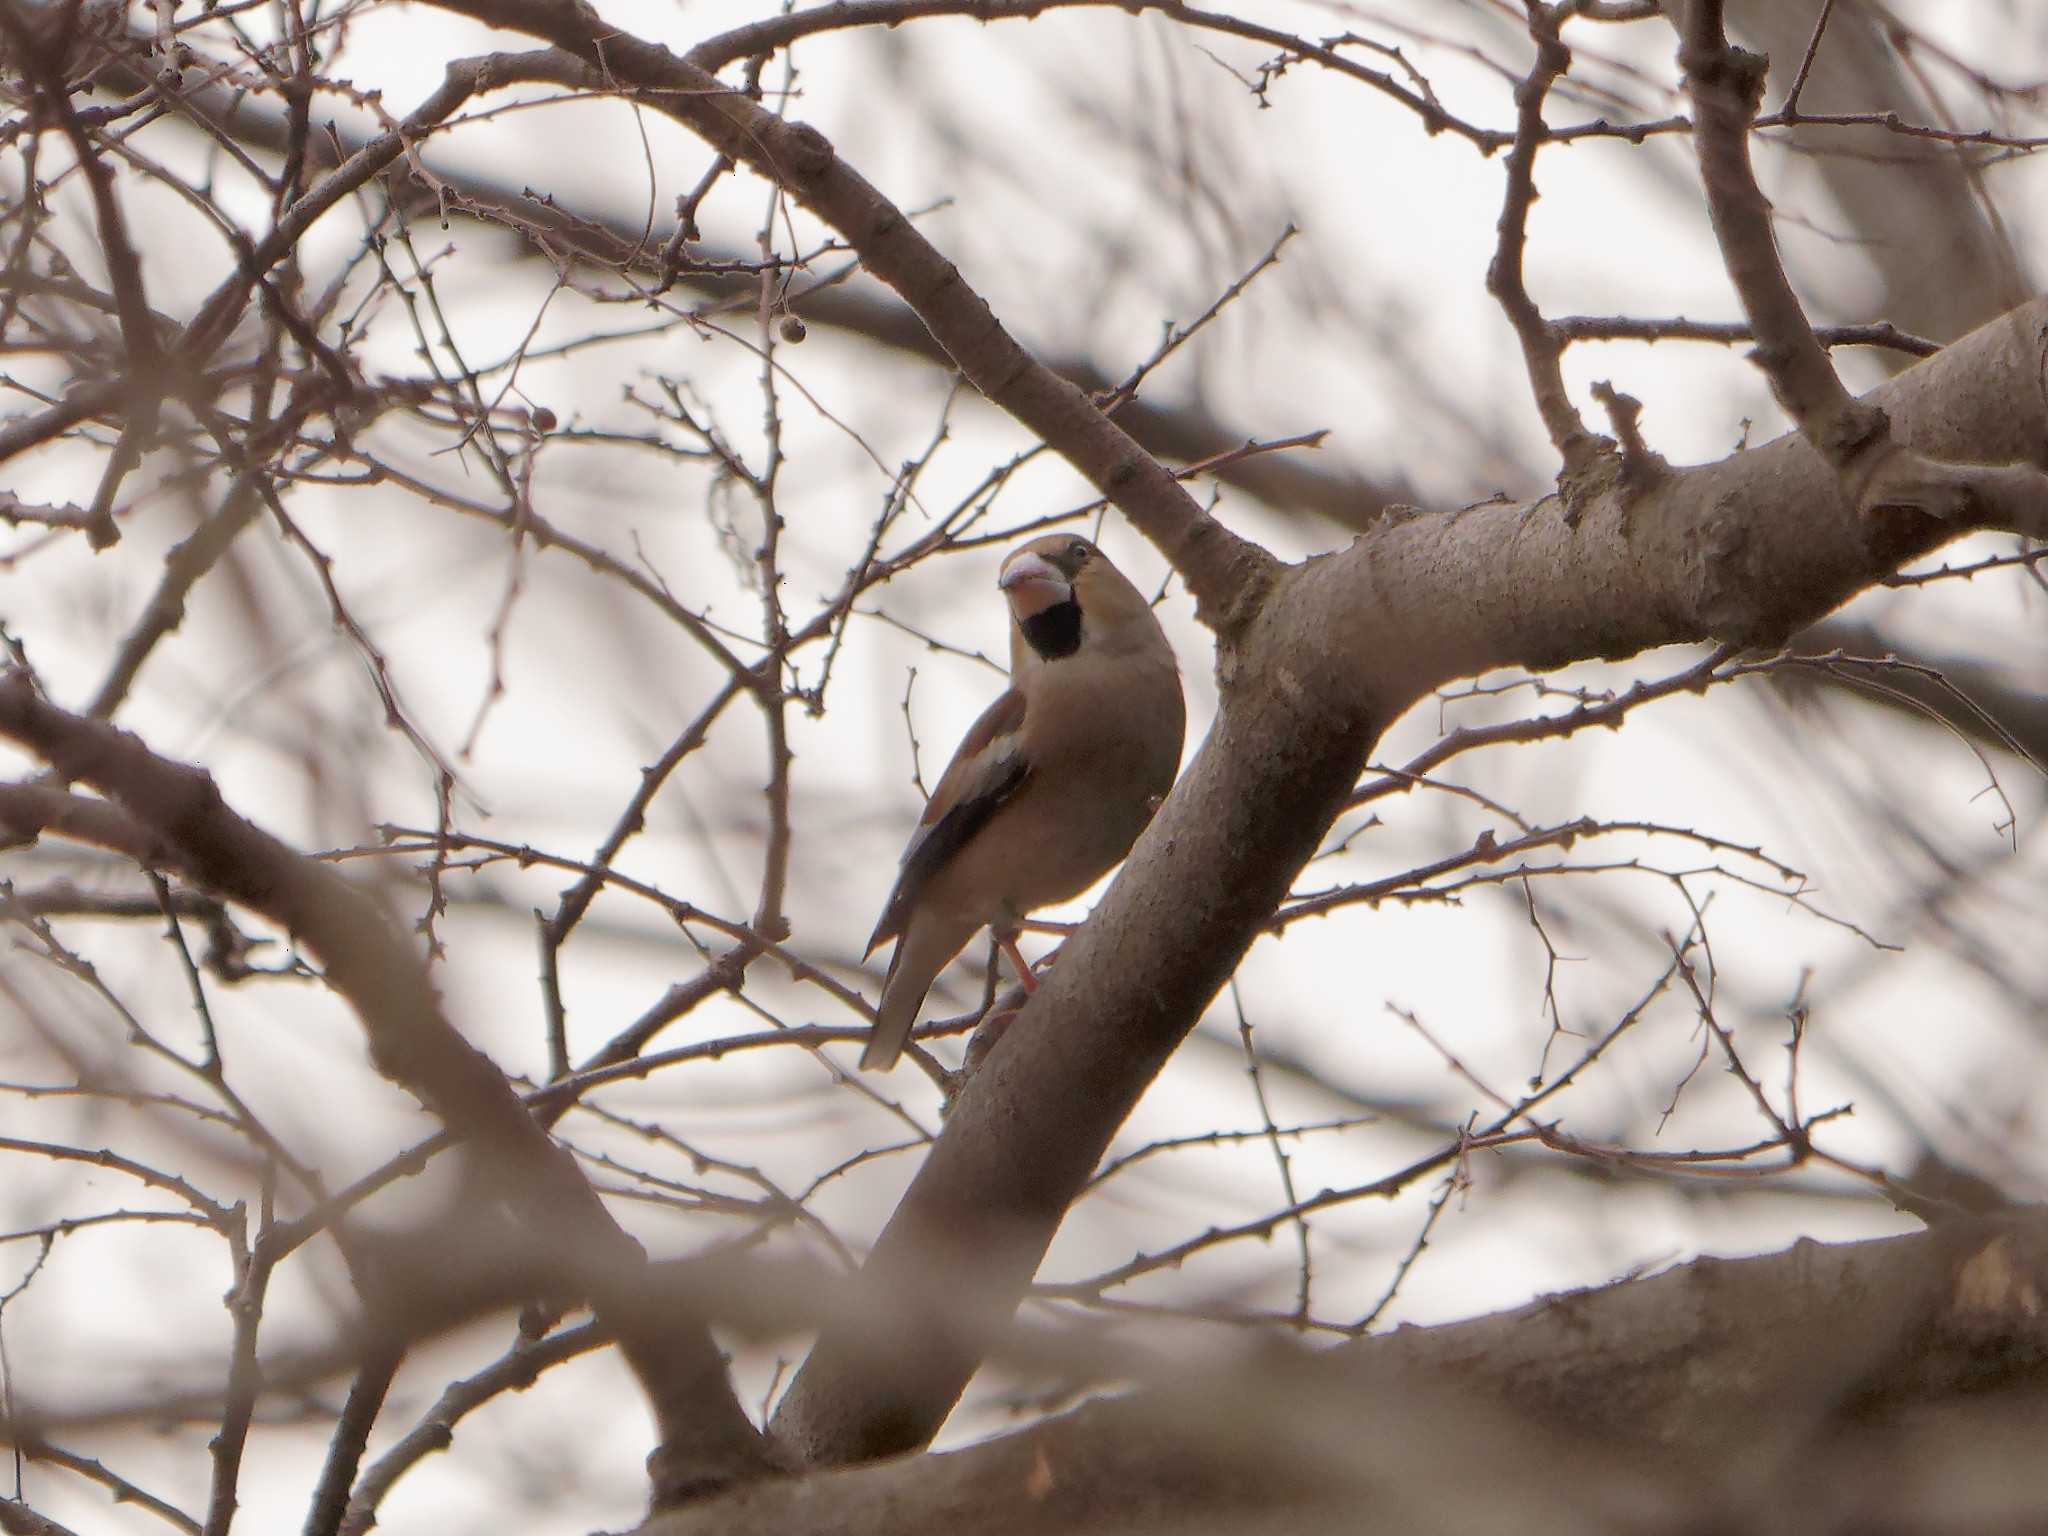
[860,534,1186,1071]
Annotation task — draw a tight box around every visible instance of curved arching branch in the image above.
[373,0,2048,1470]
[0,679,778,1501]
[418,0,1275,629]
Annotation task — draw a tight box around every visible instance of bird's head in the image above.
[998,534,1154,663]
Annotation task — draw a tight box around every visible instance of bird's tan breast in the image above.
[920,646,1184,926]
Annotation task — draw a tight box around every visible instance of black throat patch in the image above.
[1020,600,1082,660]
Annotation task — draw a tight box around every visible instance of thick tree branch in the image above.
[1324,299,2048,707]
[272,1,2048,1473]
[770,295,2048,1462]
[1681,4,1863,440]
[646,1218,2048,1535]
[770,668,1376,1462]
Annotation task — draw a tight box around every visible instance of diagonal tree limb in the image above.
[764,304,2048,1464]
[413,2,1274,628]
[241,0,2044,1470]
[0,682,779,1502]
[74,20,1410,535]
[389,0,2048,1467]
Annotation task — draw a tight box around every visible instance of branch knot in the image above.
[1680,37,1768,113]
[782,121,835,181]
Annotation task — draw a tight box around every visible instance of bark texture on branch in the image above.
[111,0,2048,1482]
[643,1217,2048,1535]
[1327,298,2048,703]
[9,2,2045,1523]
[768,295,2048,1462]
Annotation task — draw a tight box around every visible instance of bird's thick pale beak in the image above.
[998,553,1071,621]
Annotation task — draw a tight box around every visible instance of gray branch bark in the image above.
[646,1217,2048,1534]
[37,0,2048,1502]
[381,0,2048,1471]
[771,299,2048,1460]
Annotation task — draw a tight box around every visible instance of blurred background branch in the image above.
[0,0,2043,1530]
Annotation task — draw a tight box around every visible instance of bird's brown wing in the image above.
[866,687,1031,955]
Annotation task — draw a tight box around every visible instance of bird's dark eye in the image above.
[1067,541,1089,563]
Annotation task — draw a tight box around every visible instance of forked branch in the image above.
[1677,0,2048,538]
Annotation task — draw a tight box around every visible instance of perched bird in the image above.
[860,535,1186,1071]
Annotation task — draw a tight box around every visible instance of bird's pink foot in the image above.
[997,931,1040,993]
